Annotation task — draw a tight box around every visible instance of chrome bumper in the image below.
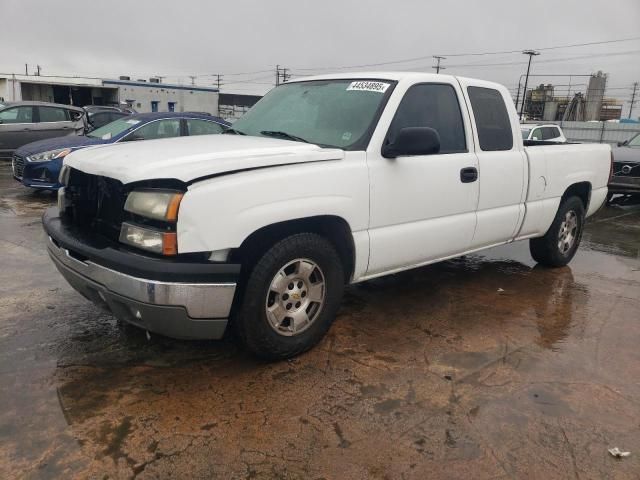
[47,237,236,339]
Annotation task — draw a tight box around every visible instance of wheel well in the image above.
[231,216,356,283]
[562,182,591,211]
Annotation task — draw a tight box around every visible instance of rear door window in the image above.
[541,127,559,140]
[186,119,225,136]
[387,83,467,154]
[467,87,513,151]
[38,106,68,122]
[0,106,34,123]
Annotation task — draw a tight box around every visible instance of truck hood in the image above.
[63,134,345,184]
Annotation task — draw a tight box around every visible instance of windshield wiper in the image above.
[223,127,246,135]
[260,130,309,143]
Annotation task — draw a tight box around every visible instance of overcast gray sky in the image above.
[1,0,639,112]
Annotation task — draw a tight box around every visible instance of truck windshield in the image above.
[88,117,141,140]
[231,79,394,149]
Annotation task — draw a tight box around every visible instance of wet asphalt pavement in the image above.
[1,162,639,479]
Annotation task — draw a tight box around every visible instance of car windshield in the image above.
[521,128,531,139]
[231,79,394,149]
[628,133,640,146]
[88,117,142,139]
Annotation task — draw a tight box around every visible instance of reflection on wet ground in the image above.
[1,162,639,479]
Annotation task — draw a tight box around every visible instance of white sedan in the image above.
[521,124,567,143]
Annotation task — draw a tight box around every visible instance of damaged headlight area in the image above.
[28,148,72,163]
[119,223,177,256]
[120,189,184,255]
[124,190,183,222]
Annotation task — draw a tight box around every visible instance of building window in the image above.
[151,101,159,112]
[168,102,176,112]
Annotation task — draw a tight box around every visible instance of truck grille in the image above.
[613,162,640,178]
[12,154,24,179]
[64,168,127,241]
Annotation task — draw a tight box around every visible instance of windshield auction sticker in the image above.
[347,81,390,93]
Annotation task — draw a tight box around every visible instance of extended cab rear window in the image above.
[467,87,513,151]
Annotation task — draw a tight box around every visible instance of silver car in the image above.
[0,101,86,158]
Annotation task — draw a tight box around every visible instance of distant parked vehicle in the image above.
[83,106,134,131]
[608,132,640,200]
[521,124,567,143]
[12,111,230,190]
[0,101,86,158]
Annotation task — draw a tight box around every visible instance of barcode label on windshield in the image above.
[347,81,390,93]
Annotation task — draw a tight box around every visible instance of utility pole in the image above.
[25,64,28,75]
[36,65,41,76]
[629,82,639,118]
[281,68,290,83]
[519,50,540,121]
[275,65,280,86]
[188,75,197,86]
[214,74,222,90]
[432,56,446,74]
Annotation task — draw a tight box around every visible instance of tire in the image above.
[233,233,344,360]
[529,196,585,267]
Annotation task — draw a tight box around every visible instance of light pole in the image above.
[520,50,540,121]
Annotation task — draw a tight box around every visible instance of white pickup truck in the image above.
[44,72,611,359]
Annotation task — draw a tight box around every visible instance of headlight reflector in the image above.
[124,190,184,221]
[119,223,177,255]
[28,148,72,163]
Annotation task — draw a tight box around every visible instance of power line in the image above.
[289,35,640,73]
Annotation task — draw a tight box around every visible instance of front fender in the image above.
[176,153,369,254]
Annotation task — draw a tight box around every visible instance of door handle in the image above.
[23,128,31,131]
[460,167,478,183]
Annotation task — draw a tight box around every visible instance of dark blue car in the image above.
[12,112,230,190]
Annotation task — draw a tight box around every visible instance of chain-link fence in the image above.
[551,121,640,145]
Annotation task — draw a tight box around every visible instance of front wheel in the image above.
[233,233,344,360]
[529,196,585,267]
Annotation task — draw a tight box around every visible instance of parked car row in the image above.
[11,112,230,190]
[0,101,86,158]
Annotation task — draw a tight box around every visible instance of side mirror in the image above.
[617,140,629,147]
[382,127,441,159]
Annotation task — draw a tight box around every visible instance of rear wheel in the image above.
[233,233,344,360]
[529,196,585,267]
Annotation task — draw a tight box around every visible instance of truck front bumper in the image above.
[43,207,240,340]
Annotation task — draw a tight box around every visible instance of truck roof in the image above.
[290,71,504,89]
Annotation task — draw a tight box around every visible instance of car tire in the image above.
[529,196,585,267]
[233,233,344,360]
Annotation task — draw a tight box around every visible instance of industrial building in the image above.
[218,93,262,121]
[0,74,219,114]
[522,71,623,122]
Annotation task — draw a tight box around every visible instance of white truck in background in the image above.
[44,72,611,359]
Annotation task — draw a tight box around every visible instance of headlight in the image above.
[119,223,177,255]
[28,148,72,163]
[124,190,184,221]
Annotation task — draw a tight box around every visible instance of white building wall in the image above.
[105,82,219,114]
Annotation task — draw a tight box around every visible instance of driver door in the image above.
[365,81,479,276]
